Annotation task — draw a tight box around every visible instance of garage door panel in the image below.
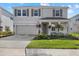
[16,25,37,35]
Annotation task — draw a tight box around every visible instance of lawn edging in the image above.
[25,48,79,56]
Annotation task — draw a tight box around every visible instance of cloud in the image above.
[75,4,79,8]
[67,4,79,18]
[68,9,75,18]
[68,9,74,13]
[67,5,73,9]
[40,3,50,6]
[67,4,79,9]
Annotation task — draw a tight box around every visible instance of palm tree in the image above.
[55,22,64,33]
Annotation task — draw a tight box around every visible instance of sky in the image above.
[0,3,79,18]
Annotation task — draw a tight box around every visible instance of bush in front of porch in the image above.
[34,33,79,40]
[34,32,78,40]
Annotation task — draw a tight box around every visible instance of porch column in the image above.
[66,22,69,34]
[39,22,42,34]
[48,22,51,35]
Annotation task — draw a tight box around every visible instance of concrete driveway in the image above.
[0,35,34,56]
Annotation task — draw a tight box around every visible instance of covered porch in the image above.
[37,17,69,35]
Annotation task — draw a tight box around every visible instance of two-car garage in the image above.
[15,25,37,35]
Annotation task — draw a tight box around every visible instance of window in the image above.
[22,9,29,16]
[13,25,15,27]
[52,27,55,31]
[34,10,38,16]
[15,9,21,16]
[17,10,21,16]
[10,17,13,20]
[71,28,72,30]
[56,10,60,16]
[22,10,26,16]
[76,19,79,21]
[53,9,63,17]
[31,9,41,16]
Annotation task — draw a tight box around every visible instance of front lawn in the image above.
[27,39,79,49]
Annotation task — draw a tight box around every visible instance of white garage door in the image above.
[16,25,37,35]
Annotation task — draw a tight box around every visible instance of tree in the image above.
[55,22,64,33]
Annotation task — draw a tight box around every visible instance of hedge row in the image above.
[34,33,79,40]
[0,31,14,38]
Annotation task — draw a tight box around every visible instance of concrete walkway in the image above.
[0,35,34,56]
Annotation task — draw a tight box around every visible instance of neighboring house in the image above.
[13,6,69,35]
[69,14,79,33]
[0,7,13,32]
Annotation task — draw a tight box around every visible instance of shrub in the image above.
[68,32,79,40]
[34,34,49,40]
[0,31,15,38]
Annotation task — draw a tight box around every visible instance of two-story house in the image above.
[0,7,13,32]
[13,6,69,35]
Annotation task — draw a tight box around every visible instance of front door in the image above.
[42,23,48,34]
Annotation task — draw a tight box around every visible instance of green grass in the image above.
[27,39,79,49]
[69,33,79,37]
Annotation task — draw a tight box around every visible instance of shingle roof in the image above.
[40,17,69,20]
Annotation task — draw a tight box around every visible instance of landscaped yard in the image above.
[27,39,79,49]
[27,33,79,49]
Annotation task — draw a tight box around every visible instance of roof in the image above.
[0,7,13,16]
[40,17,69,20]
[13,6,68,9]
[70,14,79,19]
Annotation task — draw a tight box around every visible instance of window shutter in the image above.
[27,9,29,16]
[60,9,62,16]
[39,9,41,16]
[53,9,55,17]
[15,9,17,16]
[31,9,33,16]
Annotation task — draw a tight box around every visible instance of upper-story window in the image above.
[22,10,26,16]
[53,9,63,17]
[22,9,29,16]
[10,17,13,20]
[76,18,79,21]
[15,9,29,16]
[31,9,41,16]
[17,10,21,16]
[14,9,21,16]
[56,10,60,16]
